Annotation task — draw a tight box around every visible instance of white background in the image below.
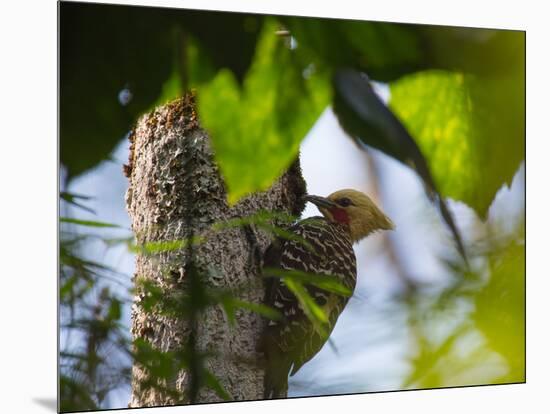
[0,0,546,413]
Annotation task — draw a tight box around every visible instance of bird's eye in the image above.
[338,197,352,207]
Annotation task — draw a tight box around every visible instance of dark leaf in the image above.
[107,299,122,321]
[60,3,261,179]
[60,217,121,229]
[332,68,467,262]
[60,192,96,214]
[284,17,426,82]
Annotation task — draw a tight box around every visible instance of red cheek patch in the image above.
[330,208,350,224]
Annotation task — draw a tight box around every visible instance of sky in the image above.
[61,98,525,407]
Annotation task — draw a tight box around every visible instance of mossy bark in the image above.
[125,94,305,407]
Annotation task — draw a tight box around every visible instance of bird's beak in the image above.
[303,195,338,209]
[382,215,396,231]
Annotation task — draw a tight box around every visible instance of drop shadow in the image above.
[33,398,57,412]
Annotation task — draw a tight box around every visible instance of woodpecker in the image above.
[262,189,394,398]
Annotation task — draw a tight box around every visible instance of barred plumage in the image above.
[262,189,394,399]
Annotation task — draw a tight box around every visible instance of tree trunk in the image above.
[125,94,306,407]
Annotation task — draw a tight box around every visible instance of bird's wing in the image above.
[263,217,357,380]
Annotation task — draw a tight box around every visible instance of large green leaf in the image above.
[198,19,331,204]
[389,68,524,217]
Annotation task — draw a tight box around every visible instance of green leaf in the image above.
[283,278,328,338]
[202,369,231,401]
[265,267,352,297]
[474,240,525,382]
[231,299,282,321]
[60,192,96,214]
[102,235,135,247]
[132,338,179,380]
[60,274,78,301]
[59,192,92,202]
[60,217,121,228]
[107,299,122,321]
[255,223,315,252]
[212,210,295,230]
[136,279,190,316]
[60,375,98,412]
[217,291,282,327]
[198,19,330,204]
[219,300,237,327]
[389,69,524,217]
[130,236,205,255]
[213,211,314,252]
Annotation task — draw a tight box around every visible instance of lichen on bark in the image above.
[125,93,306,406]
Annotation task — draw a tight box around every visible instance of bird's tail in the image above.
[263,353,291,399]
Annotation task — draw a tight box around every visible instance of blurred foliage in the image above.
[60,219,132,411]
[284,18,524,81]
[265,268,353,297]
[283,17,524,220]
[127,211,349,402]
[60,2,525,410]
[60,201,340,409]
[130,337,231,403]
[474,233,525,381]
[60,192,95,214]
[404,221,525,389]
[265,267,354,340]
[282,18,426,82]
[132,260,236,404]
[60,217,122,228]
[60,3,524,219]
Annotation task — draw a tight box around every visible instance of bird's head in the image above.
[304,189,394,243]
